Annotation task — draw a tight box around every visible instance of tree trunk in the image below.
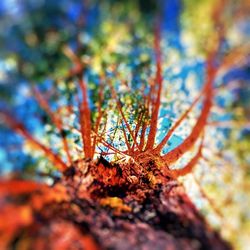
[70,179,230,250]
[2,160,231,250]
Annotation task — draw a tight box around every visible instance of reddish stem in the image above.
[145,24,163,150]
[78,77,93,158]
[169,137,203,178]
[1,112,67,172]
[109,82,140,150]
[33,87,73,165]
[163,58,216,165]
[153,91,203,154]
[92,81,104,154]
[131,112,143,152]
[121,123,132,154]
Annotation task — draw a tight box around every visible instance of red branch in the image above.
[78,78,93,158]
[108,81,139,150]
[33,87,73,165]
[0,111,67,172]
[163,58,217,165]
[169,137,203,178]
[145,24,163,150]
[131,112,143,152]
[92,80,104,155]
[153,90,203,154]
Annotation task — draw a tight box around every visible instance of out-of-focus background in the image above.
[0,1,249,249]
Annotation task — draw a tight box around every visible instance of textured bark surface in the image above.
[2,159,231,250]
[73,183,230,250]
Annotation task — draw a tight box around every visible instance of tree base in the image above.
[1,160,231,250]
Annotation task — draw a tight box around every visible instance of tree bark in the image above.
[2,160,231,250]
